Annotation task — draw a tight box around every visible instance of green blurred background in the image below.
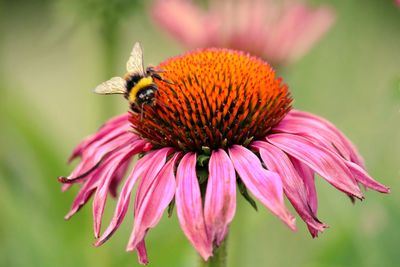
[0,0,399,266]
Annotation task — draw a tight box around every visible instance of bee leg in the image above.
[146,66,174,84]
[151,72,163,81]
[146,66,156,75]
[161,78,174,85]
[147,66,166,74]
[154,72,174,85]
[140,103,145,122]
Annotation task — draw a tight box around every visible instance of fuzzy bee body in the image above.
[125,74,154,104]
[94,42,168,110]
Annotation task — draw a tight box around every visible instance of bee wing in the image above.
[126,42,145,76]
[93,77,127,95]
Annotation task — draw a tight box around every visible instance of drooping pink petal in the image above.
[204,149,236,246]
[151,0,219,47]
[133,150,175,213]
[289,156,321,237]
[92,140,147,238]
[175,153,213,260]
[126,153,181,254]
[275,110,386,196]
[267,133,363,199]
[68,114,131,162]
[252,141,326,237]
[63,135,139,219]
[261,1,335,65]
[274,114,353,161]
[59,132,138,184]
[286,110,365,167]
[153,0,335,65]
[62,134,143,219]
[95,148,174,246]
[290,157,317,215]
[61,183,73,192]
[345,161,389,193]
[109,160,131,198]
[217,0,269,54]
[136,240,149,265]
[64,176,98,219]
[228,145,296,230]
[269,4,335,64]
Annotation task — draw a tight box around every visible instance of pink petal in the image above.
[64,148,131,219]
[126,153,180,252]
[261,2,334,64]
[61,183,73,192]
[228,145,296,230]
[287,110,365,167]
[290,157,317,215]
[281,5,335,63]
[252,141,326,237]
[175,153,213,260]
[279,110,385,195]
[92,140,147,238]
[290,156,321,237]
[151,0,334,65]
[136,240,149,265]
[63,135,142,219]
[68,114,130,162]
[267,133,363,199]
[204,149,236,246]
[64,176,98,219]
[275,114,353,161]
[151,0,218,47]
[95,148,174,246]
[59,132,137,184]
[109,160,131,198]
[345,161,389,193]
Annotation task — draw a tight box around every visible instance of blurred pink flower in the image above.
[59,48,388,264]
[151,0,336,65]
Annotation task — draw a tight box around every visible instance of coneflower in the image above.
[151,0,336,65]
[59,47,388,265]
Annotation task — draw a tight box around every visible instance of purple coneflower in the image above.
[60,48,388,264]
[151,0,336,65]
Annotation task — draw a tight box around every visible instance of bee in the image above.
[93,42,168,111]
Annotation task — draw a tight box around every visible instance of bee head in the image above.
[137,86,156,104]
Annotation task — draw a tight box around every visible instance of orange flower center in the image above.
[130,48,292,152]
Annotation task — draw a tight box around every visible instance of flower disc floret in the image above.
[130,49,292,152]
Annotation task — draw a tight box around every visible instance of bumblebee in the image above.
[94,42,168,110]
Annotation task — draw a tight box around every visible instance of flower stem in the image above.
[198,237,228,267]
